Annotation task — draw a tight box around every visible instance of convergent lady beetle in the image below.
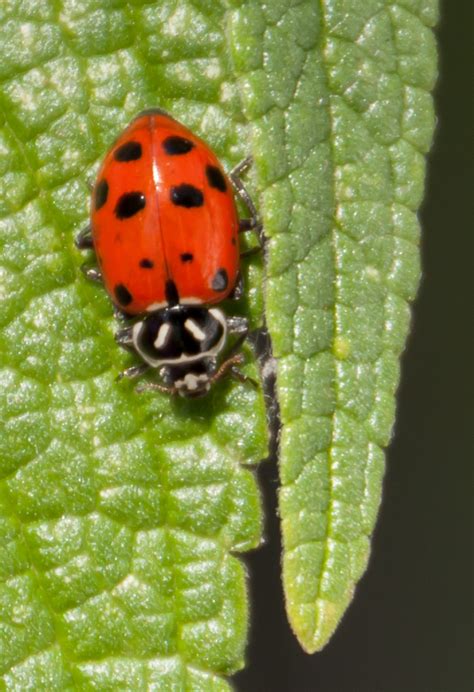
[76,109,262,397]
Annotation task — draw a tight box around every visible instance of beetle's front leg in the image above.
[226,315,249,336]
[116,363,149,381]
[115,326,134,351]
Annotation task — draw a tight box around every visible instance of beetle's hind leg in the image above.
[230,156,264,247]
[81,265,102,283]
[228,272,244,300]
[76,225,103,282]
[76,224,93,250]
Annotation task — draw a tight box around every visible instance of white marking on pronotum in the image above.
[181,297,203,305]
[154,323,171,349]
[209,307,225,323]
[184,319,206,341]
[146,301,167,312]
[146,298,203,312]
[134,307,228,367]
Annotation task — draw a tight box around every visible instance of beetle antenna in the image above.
[135,382,175,394]
[209,353,245,385]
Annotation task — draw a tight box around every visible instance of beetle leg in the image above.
[216,323,259,389]
[239,218,259,233]
[230,156,264,247]
[221,329,250,366]
[76,225,93,249]
[117,363,149,381]
[115,326,134,350]
[81,265,102,283]
[228,272,244,300]
[113,305,134,323]
[226,315,249,336]
[230,156,252,177]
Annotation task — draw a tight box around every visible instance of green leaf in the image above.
[0,1,268,688]
[0,0,439,684]
[229,0,437,652]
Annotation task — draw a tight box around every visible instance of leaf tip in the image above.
[287,595,355,654]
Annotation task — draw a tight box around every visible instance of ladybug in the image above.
[76,109,262,397]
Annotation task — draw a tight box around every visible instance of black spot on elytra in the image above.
[139,258,154,269]
[95,179,108,210]
[231,237,236,246]
[115,283,133,306]
[163,136,194,155]
[170,184,203,208]
[206,165,227,192]
[114,141,142,162]
[211,268,228,292]
[180,253,194,263]
[115,192,146,219]
[165,279,179,306]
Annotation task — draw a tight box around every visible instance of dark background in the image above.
[234,2,473,690]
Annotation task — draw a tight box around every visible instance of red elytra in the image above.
[91,110,240,315]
